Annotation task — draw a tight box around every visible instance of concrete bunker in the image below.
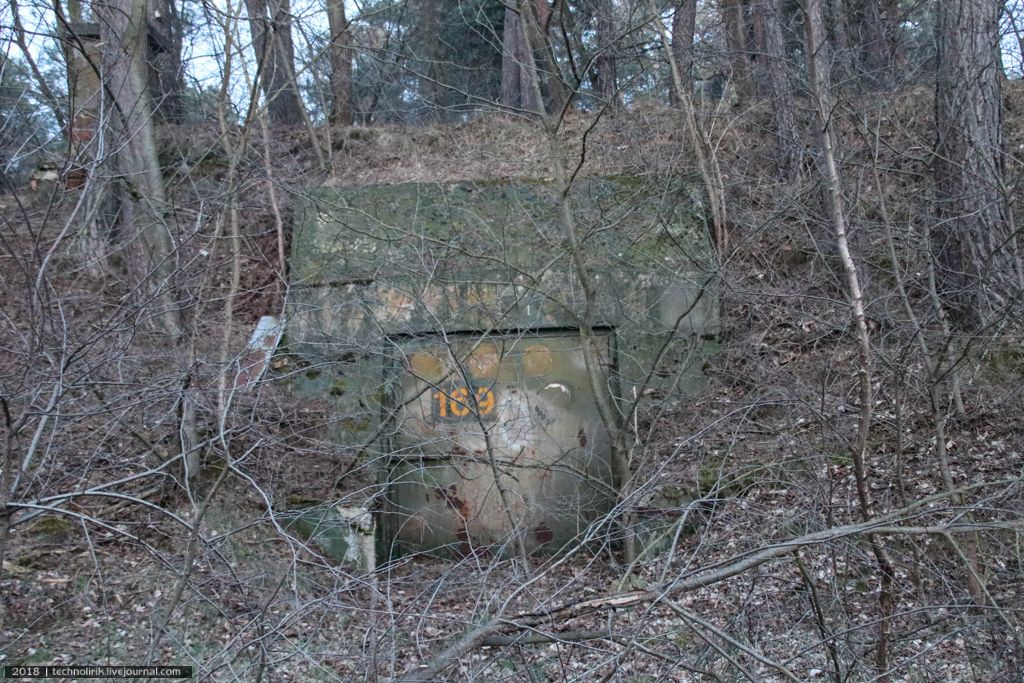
[286,177,718,560]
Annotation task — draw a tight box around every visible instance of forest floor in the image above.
[2,85,1024,681]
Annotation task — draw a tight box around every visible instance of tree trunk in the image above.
[521,0,568,113]
[97,0,200,481]
[146,0,185,121]
[828,0,854,80]
[245,0,305,125]
[594,0,619,108]
[669,0,696,104]
[854,0,887,82]
[802,4,896,673]
[501,6,521,108]
[754,0,798,176]
[97,0,176,302]
[881,0,902,69]
[419,0,444,120]
[720,0,753,100]
[326,0,353,126]
[649,0,728,252]
[849,0,902,88]
[501,5,542,112]
[1008,3,1024,76]
[934,0,1008,329]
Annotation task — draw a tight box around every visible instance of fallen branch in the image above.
[403,481,1021,681]
[480,629,611,647]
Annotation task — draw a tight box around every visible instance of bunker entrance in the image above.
[382,331,614,556]
[285,178,718,563]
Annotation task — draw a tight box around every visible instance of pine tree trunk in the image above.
[521,0,568,113]
[594,0,619,108]
[720,0,753,99]
[855,0,887,83]
[97,0,200,480]
[669,0,696,104]
[934,0,1008,328]
[828,0,854,79]
[501,6,522,108]
[147,0,185,121]
[326,0,352,126]
[98,0,175,298]
[755,0,798,176]
[501,5,542,112]
[849,0,902,88]
[420,0,444,120]
[882,0,902,70]
[245,0,304,125]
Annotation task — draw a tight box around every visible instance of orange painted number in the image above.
[435,389,448,418]
[450,387,470,416]
[474,386,495,415]
[432,387,496,420]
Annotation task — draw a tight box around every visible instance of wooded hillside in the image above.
[2,1,1024,680]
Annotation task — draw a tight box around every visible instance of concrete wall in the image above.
[285,177,719,557]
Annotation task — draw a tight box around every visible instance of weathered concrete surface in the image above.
[282,505,376,572]
[382,333,613,556]
[285,177,718,557]
[289,179,716,342]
